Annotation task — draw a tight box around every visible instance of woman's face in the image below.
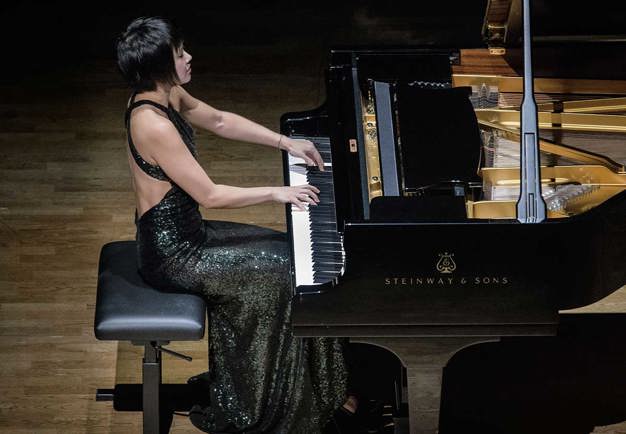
[173,44,192,85]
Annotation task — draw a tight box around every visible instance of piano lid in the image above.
[483,0,626,49]
[482,0,626,79]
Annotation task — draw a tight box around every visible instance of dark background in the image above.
[2,0,488,84]
[2,1,485,59]
[5,0,626,85]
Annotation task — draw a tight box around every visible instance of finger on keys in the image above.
[294,200,306,212]
[300,194,317,205]
[304,190,319,203]
[315,152,325,171]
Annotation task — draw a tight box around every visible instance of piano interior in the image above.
[359,55,626,220]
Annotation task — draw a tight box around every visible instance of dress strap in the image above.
[125,99,171,182]
[124,99,171,125]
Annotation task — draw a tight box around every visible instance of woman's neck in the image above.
[136,83,171,107]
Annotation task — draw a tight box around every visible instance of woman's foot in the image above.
[342,395,358,414]
[323,395,365,434]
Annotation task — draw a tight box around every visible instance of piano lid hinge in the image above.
[485,24,507,55]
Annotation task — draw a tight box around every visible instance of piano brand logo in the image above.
[436,253,456,274]
[383,251,510,287]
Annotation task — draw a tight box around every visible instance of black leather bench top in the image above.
[94,241,206,341]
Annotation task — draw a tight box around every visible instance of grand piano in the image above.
[281,1,626,432]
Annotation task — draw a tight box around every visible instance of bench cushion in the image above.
[94,241,206,341]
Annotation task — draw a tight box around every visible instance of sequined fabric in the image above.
[127,100,348,433]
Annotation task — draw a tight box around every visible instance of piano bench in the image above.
[93,241,207,434]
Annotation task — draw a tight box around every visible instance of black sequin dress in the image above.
[125,95,347,433]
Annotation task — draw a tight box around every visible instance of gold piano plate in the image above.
[481,165,626,186]
[471,166,626,219]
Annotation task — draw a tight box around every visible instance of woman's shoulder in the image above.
[131,107,177,142]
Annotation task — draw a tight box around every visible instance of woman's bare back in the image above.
[126,97,179,218]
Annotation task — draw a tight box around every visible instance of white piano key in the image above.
[286,138,342,287]
[290,206,315,286]
[288,153,333,167]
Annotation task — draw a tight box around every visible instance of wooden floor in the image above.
[1,44,625,433]
[0,43,326,433]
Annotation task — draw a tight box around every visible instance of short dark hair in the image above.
[116,17,184,92]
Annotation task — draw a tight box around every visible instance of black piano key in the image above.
[310,204,334,211]
[312,246,339,254]
[315,193,334,201]
[312,249,342,256]
[313,257,342,264]
[311,245,341,252]
[311,241,341,248]
[309,203,333,209]
[310,221,337,228]
[312,248,343,255]
[313,268,342,276]
[310,228,338,234]
[306,174,331,181]
[313,265,343,273]
[306,171,332,176]
[313,272,341,282]
[311,229,338,236]
[313,253,343,260]
[311,235,340,242]
[309,215,334,221]
[313,269,343,277]
[311,233,341,242]
[309,211,334,219]
[309,221,338,227]
[313,260,343,268]
[307,164,332,171]
[310,229,338,234]
[313,262,343,269]
[311,236,340,243]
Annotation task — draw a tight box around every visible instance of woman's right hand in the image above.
[272,185,320,211]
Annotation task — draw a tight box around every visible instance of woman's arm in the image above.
[173,86,325,170]
[137,110,319,210]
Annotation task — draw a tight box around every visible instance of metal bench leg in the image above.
[143,342,161,434]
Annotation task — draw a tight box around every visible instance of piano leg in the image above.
[353,337,499,434]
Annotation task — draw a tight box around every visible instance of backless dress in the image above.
[124,94,347,433]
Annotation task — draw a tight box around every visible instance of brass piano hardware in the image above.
[537,97,626,114]
[476,109,626,134]
[489,47,506,55]
[468,200,569,219]
[484,21,507,54]
[495,177,573,186]
[478,119,625,172]
[348,139,357,153]
[453,74,626,95]
[480,166,626,186]
[362,91,383,201]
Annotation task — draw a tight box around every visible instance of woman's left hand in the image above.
[282,136,325,171]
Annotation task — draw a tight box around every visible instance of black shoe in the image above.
[357,399,388,434]
[324,406,365,434]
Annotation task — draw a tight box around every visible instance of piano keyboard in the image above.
[286,135,345,287]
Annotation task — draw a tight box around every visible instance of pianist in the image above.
[116,16,358,433]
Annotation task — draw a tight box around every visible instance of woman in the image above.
[115,16,355,434]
